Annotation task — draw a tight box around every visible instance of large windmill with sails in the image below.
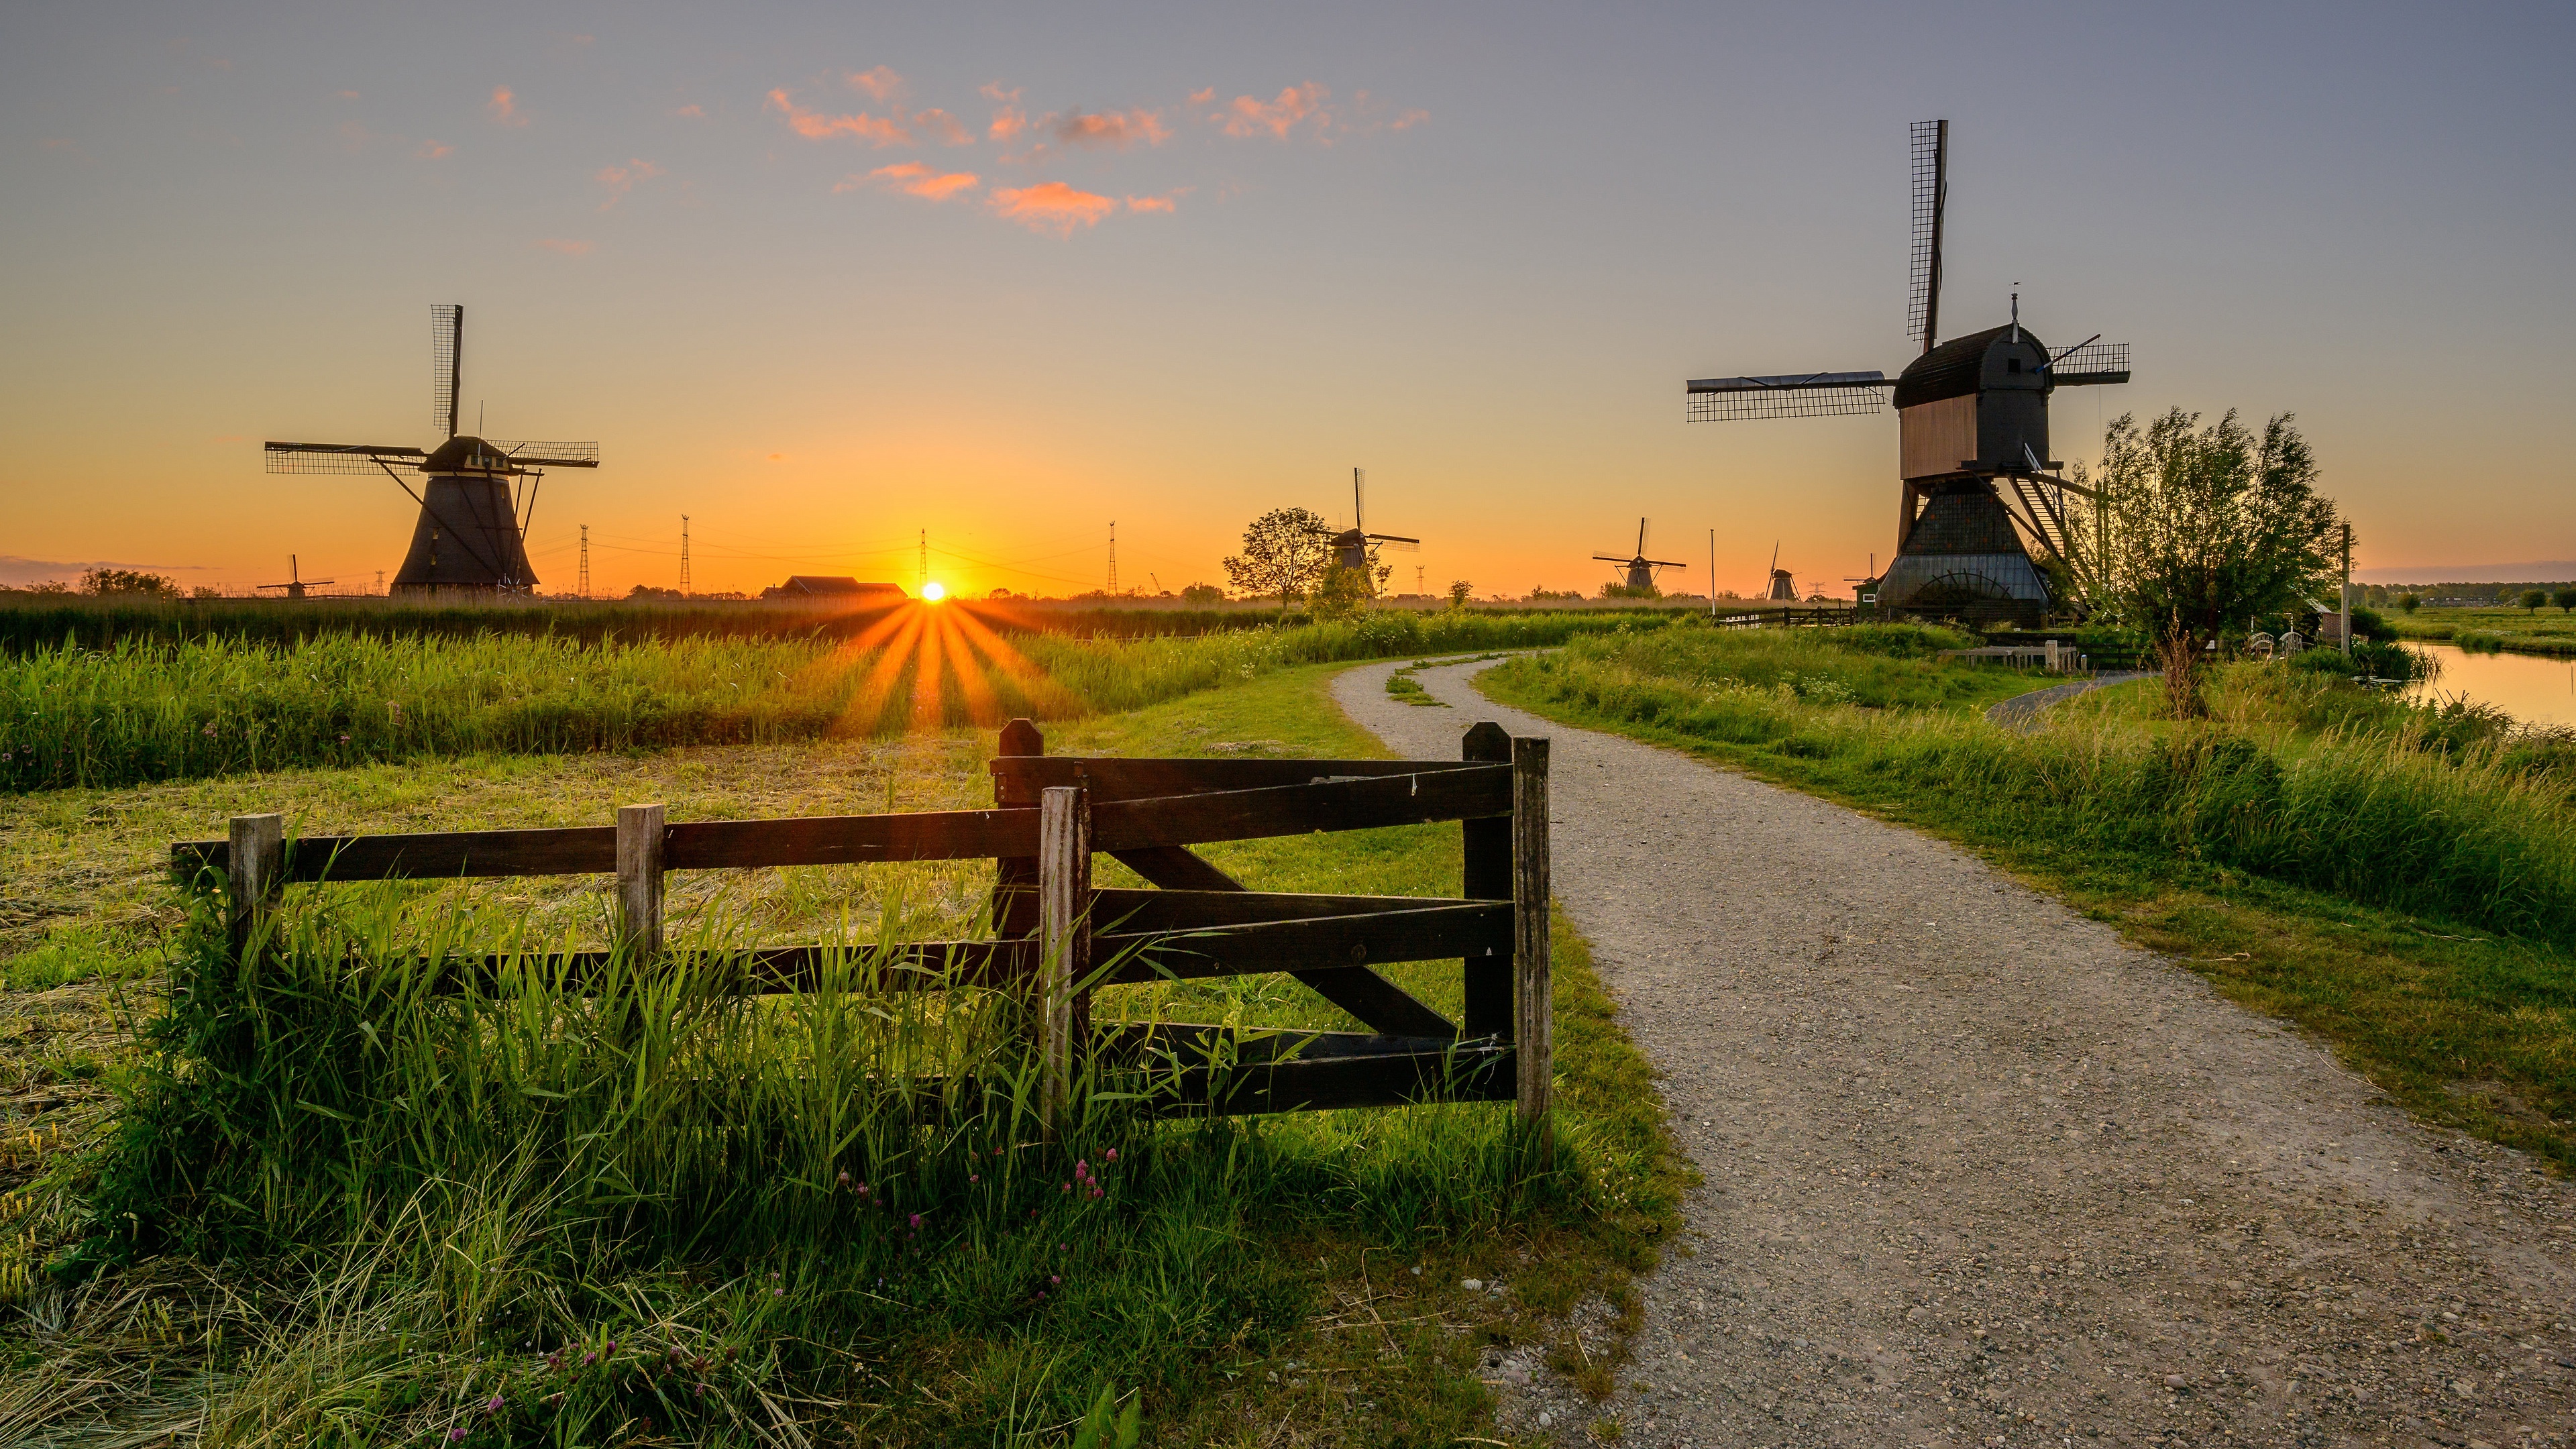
[262,306,599,596]
[1682,121,2130,624]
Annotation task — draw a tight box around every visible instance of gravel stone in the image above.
[1336,658,2576,1448]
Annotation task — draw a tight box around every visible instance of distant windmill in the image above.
[256,555,333,601]
[1764,541,1797,602]
[1593,519,1689,594]
[1328,468,1418,594]
[1682,120,2131,624]
[262,306,600,596]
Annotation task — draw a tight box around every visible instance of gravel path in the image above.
[1334,658,2576,1449]
[1984,672,2155,732]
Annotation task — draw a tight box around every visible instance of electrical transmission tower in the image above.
[680,516,692,597]
[1107,521,1118,595]
[578,525,590,600]
[918,530,928,594]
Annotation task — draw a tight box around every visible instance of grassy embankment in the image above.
[2381,603,2576,657]
[1481,621,2576,1168]
[0,658,1688,1446]
[0,607,1648,795]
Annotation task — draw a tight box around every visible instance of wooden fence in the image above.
[172,719,1552,1126]
[1711,606,1858,630]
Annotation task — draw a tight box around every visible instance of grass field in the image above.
[0,604,1651,794]
[0,659,1688,1447]
[2383,602,2576,657]
[1481,622,2576,1170]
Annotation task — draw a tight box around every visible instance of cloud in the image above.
[1214,83,1326,139]
[335,89,360,101]
[912,107,972,145]
[981,83,1026,141]
[1124,191,1182,213]
[672,103,706,119]
[847,66,905,102]
[1053,107,1170,149]
[767,87,910,146]
[595,157,665,209]
[839,161,979,201]
[987,181,1118,236]
[417,139,453,159]
[1188,87,1214,105]
[489,85,526,126]
[536,237,594,257]
[1391,108,1429,130]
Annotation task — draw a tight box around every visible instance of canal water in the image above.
[2406,643,2576,729]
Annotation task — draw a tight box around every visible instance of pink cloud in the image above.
[595,158,665,209]
[1187,87,1214,105]
[536,238,594,257]
[1391,108,1429,130]
[846,66,904,102]
[983,83,1026,141]
[912,107,972,145]
[1125,190,1185,214]
[841,161,979,201]
[417,139,454,160]
[335,89,361,101]
[987,181,1118,236]
[1216,83,1327,139]
[672,103,706,119]
[1053,107,1170,148]
[489,85,526,127]
[767,88,910,146]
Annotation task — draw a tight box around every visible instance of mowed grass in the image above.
[1481,623,2576,1169]
[0,661,1690,1447]
[0,606,1645,794]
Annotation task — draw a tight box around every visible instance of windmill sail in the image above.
[264,442,428,474]
[1686,371,1888,421]
[432,305,462,438]
[1907,119,1947,351]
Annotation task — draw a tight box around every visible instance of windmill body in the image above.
[1684,120,2129,625]
[264,307,598,598]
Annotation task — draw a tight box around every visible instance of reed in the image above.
[1491,626,2576,942]
[0,609,1632,792]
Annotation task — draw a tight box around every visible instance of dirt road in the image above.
[1334,659,2576,1449]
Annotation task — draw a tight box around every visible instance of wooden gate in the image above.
[173,720,1552,1124]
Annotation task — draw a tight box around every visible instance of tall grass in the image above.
[76,884,1576,1442]
[0,609,1631,792]
[1493,627,2576,942]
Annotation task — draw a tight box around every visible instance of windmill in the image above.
[1764,541,1797,602]
[256,555,333,601]
[1683,120,2131,625]
[1593,519,1689,594]
[1328,468,1418,594]
[262,306,599,596]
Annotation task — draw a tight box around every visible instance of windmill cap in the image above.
[421,435,519,473]
[1893,324,2049,409]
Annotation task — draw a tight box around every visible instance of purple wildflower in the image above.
[1105,1147,1118,1163]
[908,1212,922,1229]
[1051,1274,1061,1285]
[487,1394,504,1413]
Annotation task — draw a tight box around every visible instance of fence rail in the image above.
[174,718,1552,1126]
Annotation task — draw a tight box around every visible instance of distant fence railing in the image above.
[1711,606,1858,630]
[174,718,1554,1127]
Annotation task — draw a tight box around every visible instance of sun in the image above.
[920,580,947,602]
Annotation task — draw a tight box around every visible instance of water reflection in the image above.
[2405,643,2576,729]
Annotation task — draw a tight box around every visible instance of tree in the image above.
[1447,579,1472,608]
[2554,588,2576,614]
[2518,589,2548,614]
[2089,409,2345,716]
[1179,582,1224,606]
[1220,508,1332,607]
[80,568,180,598]
[2398,592,2421,614]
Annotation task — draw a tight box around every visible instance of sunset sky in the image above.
[5,3,2571,598]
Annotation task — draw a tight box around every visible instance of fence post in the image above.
[992,718,1044,938]
[1038,784,1091,1131]
[227,813,284,963]
[1510,737,1552,1129]
[616,804,667,957]
[1460,722,1513,1040]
